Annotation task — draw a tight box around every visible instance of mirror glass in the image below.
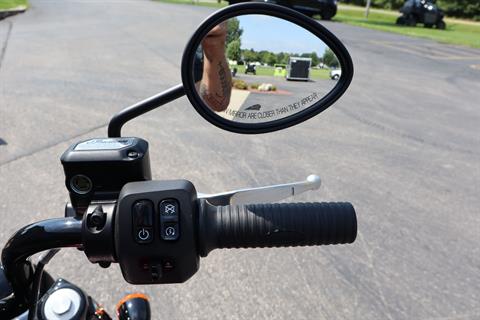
[192,14,341,124]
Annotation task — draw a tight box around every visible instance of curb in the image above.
[0,6,27,21]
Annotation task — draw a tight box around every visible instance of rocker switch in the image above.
[133,200,154,244]
[133,200,154,226]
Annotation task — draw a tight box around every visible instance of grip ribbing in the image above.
[198,202,357,256]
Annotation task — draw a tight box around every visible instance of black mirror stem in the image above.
[108,84,185,138]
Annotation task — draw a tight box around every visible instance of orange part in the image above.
[115,293,149,312]
[95,307,107,316]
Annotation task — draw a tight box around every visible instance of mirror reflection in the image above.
[193,14,340,124]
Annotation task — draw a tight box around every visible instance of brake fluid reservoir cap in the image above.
[43,288,81,319]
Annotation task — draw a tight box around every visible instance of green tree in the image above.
[227,40,241,62]
[227,18,243,46]
[322,48,339,68]
[438,0,480,20]
[282,53,291,64]
[255,50,276,65]
[242,49,257,63]
[300,52,320,66]
[310,52,320,66]
[276,52,289,65]
[266,52,277,66]
[257,50,269,64]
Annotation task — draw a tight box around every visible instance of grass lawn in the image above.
[154,1,480,48]
[310,68,331,80]
[233,65,277,77]
[333,5,480,48]
[0,0,27,10]
[232,65,331,80]
[154,0,226,8]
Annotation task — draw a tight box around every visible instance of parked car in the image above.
[330,69,341,80]
[228,0,338,20]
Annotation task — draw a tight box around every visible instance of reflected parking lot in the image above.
[225,74,336,122]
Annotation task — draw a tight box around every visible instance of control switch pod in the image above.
[115,180,199,284]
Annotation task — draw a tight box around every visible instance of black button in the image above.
[159,200,179,221]
[162,259,174,272]
[161,223,179,241]
[150,264,162,281]
[133,200,153,227]
[135,227,153,244]
[159,199,180,240]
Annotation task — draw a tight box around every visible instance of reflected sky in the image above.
[238,15,328,55]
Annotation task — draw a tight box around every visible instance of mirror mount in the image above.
[181,2,354,134]
[108,84,185,137]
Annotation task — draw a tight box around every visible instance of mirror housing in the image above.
[181,2,353,134]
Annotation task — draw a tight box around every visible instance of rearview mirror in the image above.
[181,3,353,134]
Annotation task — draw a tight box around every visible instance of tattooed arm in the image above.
[199,23,232,112]
[199,60,232,112]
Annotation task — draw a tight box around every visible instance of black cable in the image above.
[27,249,60,320]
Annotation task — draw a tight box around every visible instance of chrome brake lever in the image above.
[198,175,321,206]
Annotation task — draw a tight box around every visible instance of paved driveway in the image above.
[0,1,479,319]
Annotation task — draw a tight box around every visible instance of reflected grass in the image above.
[153,0,227,8]
[231,65,331,80]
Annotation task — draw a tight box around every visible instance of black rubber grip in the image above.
[198,202,357,257]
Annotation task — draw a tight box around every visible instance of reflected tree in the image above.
[322,48,339,68]
[227,18,243,46]
[227,40,242,62]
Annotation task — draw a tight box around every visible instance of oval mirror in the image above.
[182,3,353,134]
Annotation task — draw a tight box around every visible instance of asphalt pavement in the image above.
[0,1,479,319]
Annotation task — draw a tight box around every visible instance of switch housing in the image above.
[115,180,198,284]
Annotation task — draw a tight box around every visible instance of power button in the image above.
[135,227,153,243]
[133,200,154,244]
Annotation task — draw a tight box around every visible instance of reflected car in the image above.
[228,0,338,20]
[330,69,341,80]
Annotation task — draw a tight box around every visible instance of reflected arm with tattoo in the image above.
[198,23,232,112]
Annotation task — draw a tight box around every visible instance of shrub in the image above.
[232,79,248,90]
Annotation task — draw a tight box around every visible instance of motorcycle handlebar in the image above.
[198,202,357,257]
[0,217,83,317]
[0,200,356,317]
